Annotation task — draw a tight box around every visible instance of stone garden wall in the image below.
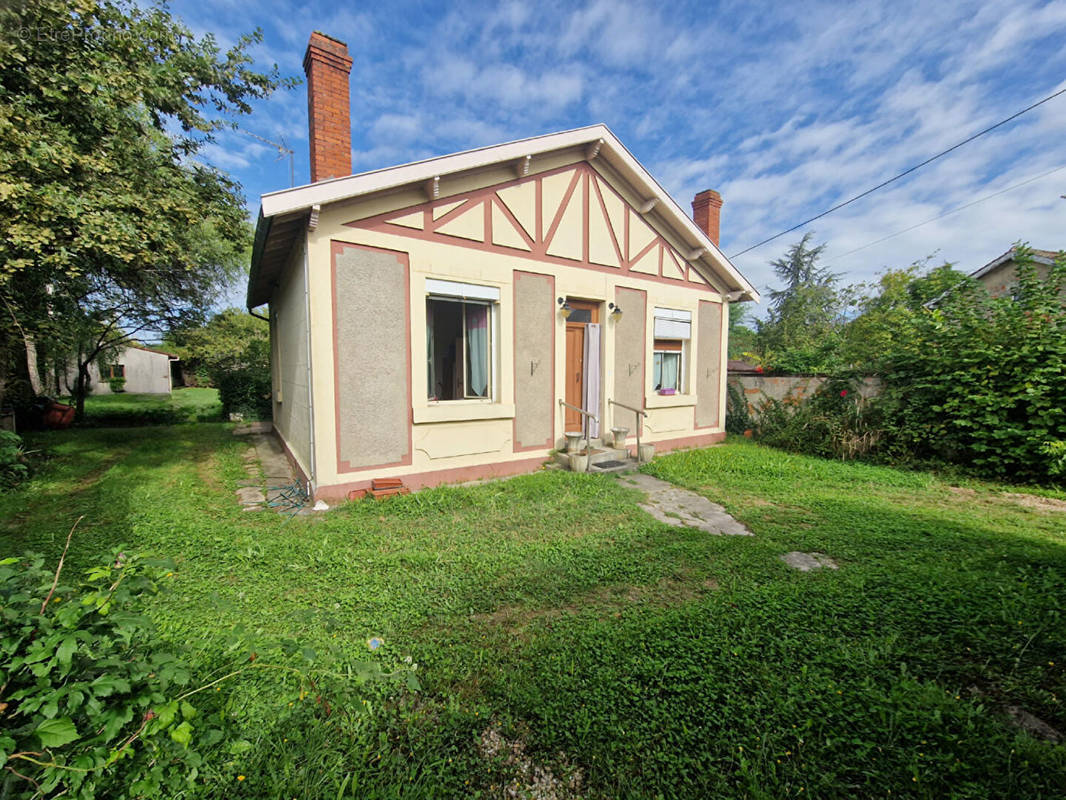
[729,374,882,416]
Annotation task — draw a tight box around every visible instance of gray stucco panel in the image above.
[611,287,646,431]
[695,301,723,428]
[513,271,554,449]
[334,245,410,469]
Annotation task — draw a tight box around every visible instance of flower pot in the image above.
[610,427,628,447]
[638,443,655,463]
[743,429,753,438]
[43,402,75,430]
[564,431,585,453]
[568,453,590,472]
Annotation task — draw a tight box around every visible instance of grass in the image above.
[2,428,1064,798]
[61,387,222,425]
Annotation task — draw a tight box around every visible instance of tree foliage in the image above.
[836,261,972,371]
[167,308,271,419]
[0,0,290,415]
[755,234,844,372]
[876,246,1066,479]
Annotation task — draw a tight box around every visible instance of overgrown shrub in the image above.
[877,247,1066,480]
[168,309,272,420]
[107,377,126,393]
[211,335,271,420]
[1042,440,1066,478]
[0,547,210,798]
[725,382,752,435]
[0,430,29,487]
[754,377,882,460]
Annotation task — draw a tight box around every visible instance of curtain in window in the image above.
[654,352,679,390]
[426,301,436,399]
[660,353,679,390]
[465,304,489,397]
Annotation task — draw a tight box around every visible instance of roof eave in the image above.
[246,210,273,310]
[252,123,759,301]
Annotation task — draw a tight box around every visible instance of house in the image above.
[970,246,1062,299]
[246,32,759,501]
[50,344,179,396]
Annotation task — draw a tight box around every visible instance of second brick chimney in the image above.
[303,32,353,183]
[692,189,723,248]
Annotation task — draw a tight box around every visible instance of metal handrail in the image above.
[558,399,596,472]
[608,398,648,464]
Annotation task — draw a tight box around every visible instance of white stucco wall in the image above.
[270,239,313,481]
[82,346,173,395]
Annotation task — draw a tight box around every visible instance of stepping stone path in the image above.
[780,551,838,571]
[619,473,752,536]
[232,423,305,513]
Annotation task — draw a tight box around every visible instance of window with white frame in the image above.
[652,308,691,394]
[653,340,683,392]
[426,279,499,401]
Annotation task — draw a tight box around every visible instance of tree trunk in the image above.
[73,360,91,421]
[24,334,42,395]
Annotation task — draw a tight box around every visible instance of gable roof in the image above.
[248,124,758,308]
[969,246,1059,281]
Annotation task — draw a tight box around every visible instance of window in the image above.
[652,308,691,394]
[425,280,498,401]
[653,340,683,392]
[108,364,125,379]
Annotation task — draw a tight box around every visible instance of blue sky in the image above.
[170,0,1066,307]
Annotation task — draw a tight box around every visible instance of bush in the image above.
[168,309,272,420]
[0,546,210,798]
[107,377,126,393]
[211,337,272,420]
[753,377,882,460]
[0,430,29,487]
[877,247,1066,480]
[725,382,752,435]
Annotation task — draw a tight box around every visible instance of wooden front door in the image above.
[563,300,600,433]
[565,325,584,432]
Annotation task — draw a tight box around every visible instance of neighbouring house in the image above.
[246,32,758,501]
[51,344,179,396]
[970,246,1063,299]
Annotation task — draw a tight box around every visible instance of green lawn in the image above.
[2,427,1064,798]
[62,387,222,425]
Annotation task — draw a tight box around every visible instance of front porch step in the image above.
[589,457,639,474]
[554,446,638,473]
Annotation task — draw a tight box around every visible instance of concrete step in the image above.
[555,446,634,471]
[589,457,639,474]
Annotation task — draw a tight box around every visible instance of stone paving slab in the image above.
[780,551,838,571]
[619,473,752,536]
[234,433,305,513]
[233,421,274,436]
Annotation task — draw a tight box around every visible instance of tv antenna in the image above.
[237,128,295,187]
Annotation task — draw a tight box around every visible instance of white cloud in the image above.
[167,0,1066,306]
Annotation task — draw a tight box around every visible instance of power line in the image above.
[730,84,1066,259]
[831,163,1066,260]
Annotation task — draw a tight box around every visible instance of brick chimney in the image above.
[692,189,723,248]
[303,32,352,183]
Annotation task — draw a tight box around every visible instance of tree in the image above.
[755,234,843,372]
[837,260,973,370]
[0,0,292,417]
[166,308,271,418]
[166,307,268,380]
[727,302,757,360]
